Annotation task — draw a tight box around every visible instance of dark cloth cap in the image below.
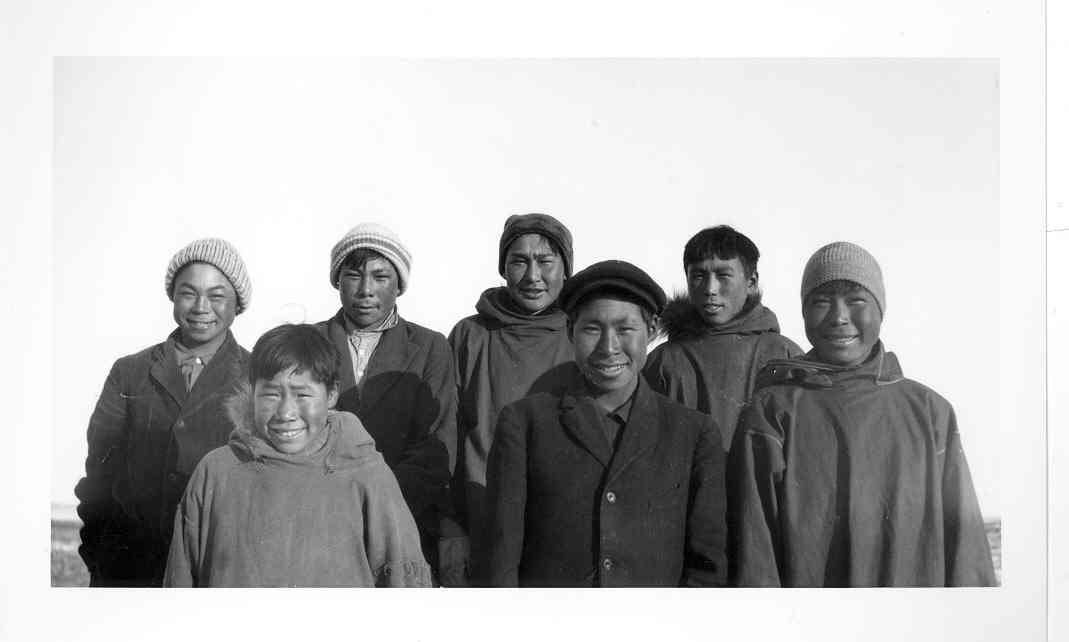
[559,260,667,316]
[498,213,574,278]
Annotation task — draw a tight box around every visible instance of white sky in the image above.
[53,58,1002,517]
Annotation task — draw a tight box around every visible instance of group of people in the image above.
[75,215,997,588]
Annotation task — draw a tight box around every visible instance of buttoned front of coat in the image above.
[484,368,727,587]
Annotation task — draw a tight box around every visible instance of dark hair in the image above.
[805,279,872,300]
[249,324,341,390]
[505,233,564,261]
[565,287,656,329]
[340,248,392,273]
[683,225,760,279]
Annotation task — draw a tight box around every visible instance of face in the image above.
[504,234,566,313]
[803,283,883,367]
[171,262,238,348]
[571,297,655,403]
[686,256,757,326]
[254,366,339,455]
[338,256,400,329]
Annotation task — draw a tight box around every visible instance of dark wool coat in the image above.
[448,287,575,566]
[728,343,996,587]
[484,367,727,587]
[316,310,457,566]
[74,329,249,587]
[163,391,431,588]
[644,297,802,451]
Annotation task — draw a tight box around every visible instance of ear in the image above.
[327,385,339,410]
[746,270,759,294]
[646,315,659,341]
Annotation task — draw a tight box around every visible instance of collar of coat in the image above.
[754,340,904,391]
[151,328,244,406]
[556,366,661,473]
[322,308,421,409]
[657,294,782,342]
[223,381,382,473]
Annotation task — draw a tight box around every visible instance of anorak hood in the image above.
[658,293,782,342]
[755,340,904,391]
[224,382,382,472]
[475,286,568,337]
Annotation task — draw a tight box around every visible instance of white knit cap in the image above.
[164,238,252,314]
[800,241,885,315]
[329,223,412,294]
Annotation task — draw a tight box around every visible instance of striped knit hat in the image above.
[164,237,252,314]
[800,241,885,315]
[329,223,412,294]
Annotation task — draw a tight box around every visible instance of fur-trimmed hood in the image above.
[657,294,783,342]
[223,382,382,471]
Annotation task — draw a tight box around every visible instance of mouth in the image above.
[701,303,725,313]
[186,319,217,330]
[268,425,306,441]
[589,362,628,377]
[519,289,546,299]
[824,335,859,346]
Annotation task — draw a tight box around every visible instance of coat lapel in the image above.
[558,389,613,469]
[605,379,659,484]
[184,332,243,413]
[359,318,417,412]
[326,310,358,396]
[149,334,187,407]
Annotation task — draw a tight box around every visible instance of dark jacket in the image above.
[728,343,996,587]
[644,297,802,450]
[316,310,457,566]
[448,287,575,560]
[484,367,727,587]
[163,387,431,588]
[74,329,249,587]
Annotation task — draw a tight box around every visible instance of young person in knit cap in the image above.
[315,222,459,585]
[727,241,996,587]
[164,324,431,587]
[75,238,252,586]
[644,225,803,450]
[482,260,727,587]
[448,212,577,585]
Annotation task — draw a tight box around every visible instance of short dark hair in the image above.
[566,287,656,329]
[340,248,391,273]
[249,324,341,390]
[683,225,760,279]
[805,279,873,300]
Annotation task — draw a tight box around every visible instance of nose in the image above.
[522,260,542,284]
[192,294,210,314]
[275,392,298,420]
[829,298,849,325]
[595,328,620,355]
[703,277,720,296]
[357,276,373,297]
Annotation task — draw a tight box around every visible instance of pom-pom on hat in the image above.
[164,237,252,314]
[498,213,574,278]
[329,223,413,294]
[800,241,886,315]
[559,260,667,317]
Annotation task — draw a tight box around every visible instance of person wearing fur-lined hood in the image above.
[644,225,803,450]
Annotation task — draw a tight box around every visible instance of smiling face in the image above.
[254,366,339,455]
[503,234,566,314]
[686,255,757,326]
[570,295,655,408]
[171,262,238,348]
[338,253,400,329]
[803,280,883,367]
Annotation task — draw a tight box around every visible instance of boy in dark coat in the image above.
[645,225,802,450]
[448,213,575,585]
[164,324,430,587]
[484,260,727,587]
[315,223,458,583]
[75,238,252,586]
[728,242,996,587]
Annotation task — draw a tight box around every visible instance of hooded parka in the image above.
[484,367,727,587]
[448,287,575,572]
[644,297,802,450]
[74,329,249,587]
[728,343,996,587]
[163,389,431,588]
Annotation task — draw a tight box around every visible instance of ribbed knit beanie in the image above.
[498,213,574,278]
[329,223,413,294]
[165,238,252,314]
[800,241,886,315]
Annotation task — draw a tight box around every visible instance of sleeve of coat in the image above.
[396,332,459,529]
[362,461,434,588]
[73,360,132,585]
[482,403,527,587]
[162,460,206,588]
[727,398,786,587]
[681,415,728,587]
[642,345,684,405]
[939,404,997,586]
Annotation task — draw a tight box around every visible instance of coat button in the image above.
[168,473,178,482]
[175,419,184,429]
[602,557,613,571]
[605,491,616,503]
